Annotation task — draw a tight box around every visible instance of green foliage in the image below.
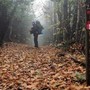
[75,72,86,83]
[48,0,86,45]
[0,0,35,43]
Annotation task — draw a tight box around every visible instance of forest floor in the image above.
[0,43,89,90]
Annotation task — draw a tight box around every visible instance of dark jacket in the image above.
[30,21,44,35]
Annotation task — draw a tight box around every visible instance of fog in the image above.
[0,0,55,46]
[30,0,51,46]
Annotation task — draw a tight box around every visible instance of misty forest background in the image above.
[0,0,86,48]
[0,0,89,89]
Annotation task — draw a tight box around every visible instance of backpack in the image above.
[36,21,44,34]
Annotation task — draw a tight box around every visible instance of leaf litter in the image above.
[0,43,89,90]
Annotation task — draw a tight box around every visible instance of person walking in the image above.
[30,21,44,47]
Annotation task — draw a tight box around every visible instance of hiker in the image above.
[30,21,44,47]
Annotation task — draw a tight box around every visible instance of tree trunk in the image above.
[63,0,68,42]
[75,0,80,42]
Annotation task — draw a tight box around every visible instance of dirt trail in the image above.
[0,43,89,90]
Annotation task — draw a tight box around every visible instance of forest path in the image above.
[0,43,88,90]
